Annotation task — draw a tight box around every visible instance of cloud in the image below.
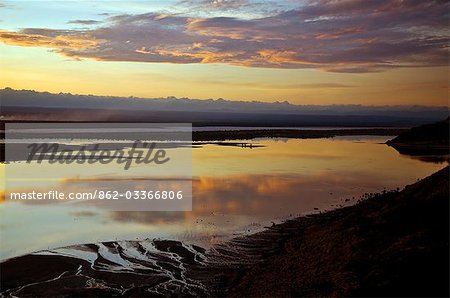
[176,0,284,16]
[0,1,14,9]
[179,0,249,10]
[67,19,101,25]
[0,0,448,72]
[0,29,99,49]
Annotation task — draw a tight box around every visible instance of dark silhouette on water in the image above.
[387,117,450,156]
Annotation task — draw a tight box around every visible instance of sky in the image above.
[0,0,449,106]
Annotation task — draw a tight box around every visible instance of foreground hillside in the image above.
[225,166,449,297]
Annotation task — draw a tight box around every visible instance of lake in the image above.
[0,135,446,260]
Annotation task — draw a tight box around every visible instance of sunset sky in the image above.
[0,0,448,106]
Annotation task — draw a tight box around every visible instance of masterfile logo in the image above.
[4,123,192,211]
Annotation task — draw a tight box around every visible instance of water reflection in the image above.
[110,170,398,225]
[0,136,447,260]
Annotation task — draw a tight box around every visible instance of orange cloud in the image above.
[0,30,99,50]
[0,0,448,72]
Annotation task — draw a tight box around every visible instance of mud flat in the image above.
[1,166,448,297]
[225,166,449,297]
[1,120,448,296]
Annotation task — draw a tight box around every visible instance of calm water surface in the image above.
[0,136,446,260]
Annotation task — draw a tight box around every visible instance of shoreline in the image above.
[1,166,448,297]
[193,128,407,141]
[0,128,406,163]
[222,166,449,297]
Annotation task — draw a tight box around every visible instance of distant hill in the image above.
[387,118,450,155]
[1,88,449,126]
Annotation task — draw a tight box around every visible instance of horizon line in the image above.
[2,87,449,109]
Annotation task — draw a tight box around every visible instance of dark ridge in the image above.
[1,106,441,126]
[387,117,450,155]
[222,166,449,297]
[192,128,407,141]
[2,88,449,126]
